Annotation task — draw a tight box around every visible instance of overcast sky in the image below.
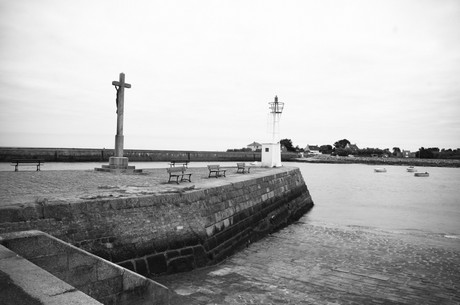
[1,0,459,152]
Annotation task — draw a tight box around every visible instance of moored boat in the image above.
[374,168,387,173]
[406,166,417,172]
[414,172,429,177]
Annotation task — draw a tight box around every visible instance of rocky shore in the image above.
[292,155,460,168]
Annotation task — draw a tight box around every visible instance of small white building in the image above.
[261,143,282,167]
[247,141,262,151]
[305,145,320,154]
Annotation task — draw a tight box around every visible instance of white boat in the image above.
[414,172,429,177]
[374,168,387,173]
[406,166,417,172]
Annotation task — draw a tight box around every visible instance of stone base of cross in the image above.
[96,156,141,173]
[109,156,129,168]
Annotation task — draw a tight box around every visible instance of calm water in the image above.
[1,161,459,237]
[297,163,460,237]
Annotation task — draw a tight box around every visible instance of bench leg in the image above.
[15,165,18,172]
[168,176,179,184]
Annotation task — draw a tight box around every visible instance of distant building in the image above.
[247,141,262,151]
[402,150,416,158]
[345,143,359,153]
[304,145,320,154]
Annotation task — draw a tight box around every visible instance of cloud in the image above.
[1,0,459,151]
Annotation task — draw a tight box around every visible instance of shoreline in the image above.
[290,155,460,168]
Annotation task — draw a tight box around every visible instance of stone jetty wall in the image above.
[0,230,169,305]
[0,168,313,277]
[0,147,298,162]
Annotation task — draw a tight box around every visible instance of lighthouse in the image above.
[261,95,284,167]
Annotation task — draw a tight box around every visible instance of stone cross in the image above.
[112,73,131,158]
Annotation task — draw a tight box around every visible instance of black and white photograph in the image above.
[0,1,459,304]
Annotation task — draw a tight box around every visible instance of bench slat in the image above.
[237,163,250,174]
[166,167,192,184]
[11,159,44,172]
[207,165,226,178]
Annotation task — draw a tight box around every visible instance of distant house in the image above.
[304,145,320,154]
[345,143,359,153]
[247,141,262,151]
[402,150,416,158]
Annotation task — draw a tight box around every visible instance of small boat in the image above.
[374,168,387,173]
[414,172,429,177]
[406,166,417,172]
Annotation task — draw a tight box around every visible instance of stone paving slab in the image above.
[157,221,460,305]
[0,166,272,207]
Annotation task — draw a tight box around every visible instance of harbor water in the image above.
[299,163,460,238]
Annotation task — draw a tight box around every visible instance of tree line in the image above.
[227,139,459,159]
[282,138,460,160]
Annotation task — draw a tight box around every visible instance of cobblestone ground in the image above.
[157,221,460,305]
[0,167,269,206]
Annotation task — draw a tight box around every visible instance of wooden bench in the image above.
[236,163,250,174]
[169,160,190,168]
[11,159,45,172]
[166,166,192,184]
[207,165,227,178]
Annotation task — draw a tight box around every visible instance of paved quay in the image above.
[157,221,460,305]
[0,165,270,207]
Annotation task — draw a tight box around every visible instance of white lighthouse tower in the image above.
[261,95,284,167]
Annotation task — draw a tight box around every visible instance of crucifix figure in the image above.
[112,72,131,158]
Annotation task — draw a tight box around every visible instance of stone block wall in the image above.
[0,147,299,162]
[0,244,102,305]
[0,230,169,305]
[0,168,313,278]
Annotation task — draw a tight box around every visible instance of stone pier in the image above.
[0,166,313,275]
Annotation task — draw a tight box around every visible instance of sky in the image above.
[1,0,459,152]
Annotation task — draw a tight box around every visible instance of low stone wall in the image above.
[0,230,169,305]
[0,168,313,278]
[0,147,298,162]
[116,169,313,276]
[1,244,102,305]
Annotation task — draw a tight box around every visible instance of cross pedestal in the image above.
[109,155,128,169]
[109,134,127,170]
[95,73,141,173]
